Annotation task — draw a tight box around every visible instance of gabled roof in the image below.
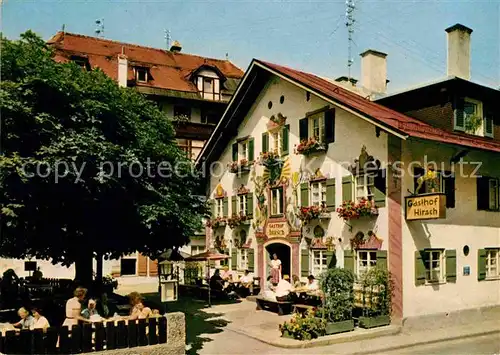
[47,32,244,96]
[197,59,500,165]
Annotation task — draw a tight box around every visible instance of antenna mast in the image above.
[164,29,171,50]
[345,0,355,81]
[95,18,104,37]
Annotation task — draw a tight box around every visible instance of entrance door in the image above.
[265,243,291,280]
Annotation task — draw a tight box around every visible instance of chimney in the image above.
[118,50,128,88]
[360,49,388,95]
[445,23,473,80]
[170,40,182,53]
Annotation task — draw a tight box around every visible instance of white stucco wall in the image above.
[401,139,500,317]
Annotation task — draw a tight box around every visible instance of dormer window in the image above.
[454,97,493,137]
[134,67,149,83]
[196,73,221,101]
[71,56,90,71]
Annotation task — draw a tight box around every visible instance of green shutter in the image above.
[299,118,308,142]
[326,178,336,211]
[374,169,386,207]
[210,199,215,218]
[231,248,238,270]
[415,251,426,286]
[454,96,465,130]
[344,249,355,274]
[444,174,456,208]
[301,249,310,277]
[246,192,253,217]
[342,176,354,202]
[300,183,309,207]
[477,177,490,210]
[376,250,387,270]
[223,197,229,217]
[478,249,487,281]
[248,249,255,272]
[231,196,237,216]
[262,132,269,153]
[445,249,457,283]
[325,250,337,269]
[248,138,254,161]
[324,108,335,144]
[282,124,289,156]
[232,142,238,162]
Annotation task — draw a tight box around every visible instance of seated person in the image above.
[129,292,152,320]
[31,308,50,331]
[306,275,321,297]
[260,275,276,301]
[81,299,100,319]
[275,275,292,301]
[238,270,254,295]
[291,275,302,291]
[209,269,225,291]
[220,266,232,281]
[12,307,34,330]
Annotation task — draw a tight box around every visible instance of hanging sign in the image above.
[405,193,446,221]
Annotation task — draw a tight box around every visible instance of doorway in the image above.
[265,243,291,281]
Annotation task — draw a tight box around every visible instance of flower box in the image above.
[228,160,251,174]
[297,205,330,224]
[318,212,331,220]
[358,315,391,329]
[324,319,355,335]
[337,198,378,221]
[258,151,283,168]
[295,138,328,156]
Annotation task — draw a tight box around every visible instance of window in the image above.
[312,250,328,277]
[191,245,205,256]
[310,113,324,140]
[355,174,374,201]
[238,194,248,215]
[135,67,148,82]
[477,177,500,211]
[120,258,137,276]
[198,76,221,101]
[357,250,377,276]
[414,168,456,208]
[240,141,249,161]
[423,250,444,283]
[271,130,282,155]
[215,198,224,217]
[177,139,205,160]
[271,187,283,215]
[72,57,90,71]
[174,106,191,121]
[486,249,500,278]
[238,249,249,270]
[201,110,219,124]
[455,98,485,136]
[310,181,326,206]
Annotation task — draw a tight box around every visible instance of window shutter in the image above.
[281,124,289,156]
[231,248,238,270]
[232,142,238,162]
[325,250,337,269]
[231,196,237,216]
[374,169,387,207]
[454,96,465,131]
[476,177,490,210]
[326,178,336,211]
[443,173,456,208]
[324,108,336,144]
[344,250,355,274]
[342,176,354,202]
[376,250,387,270]
[223,197,229,217]
[301,249,310,277]
[299,117,308,142]
[414,167,426,194]
[445,249,457,283]
[415,251,426,286]
[248,249,255,272]
[246,192,253,217]
[477,249,487,281]
[300,183,309,206]
[210,199,216,218]
[248,138,255,161]
[262,133,269,153]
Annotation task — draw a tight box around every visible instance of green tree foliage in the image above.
[0,31,207,281]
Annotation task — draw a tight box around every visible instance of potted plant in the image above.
[357,268,393,329]
[226,213,251,229]
[258,151,282,168]
[295,137,327,156]
[318,268,355,335]
[336,198,378,221]
[228,159,251,173]
[206,217,226,229]
[279,309,326,340]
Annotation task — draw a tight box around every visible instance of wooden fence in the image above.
[0,317,167,354]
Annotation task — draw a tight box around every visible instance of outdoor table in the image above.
[0,322,16,336]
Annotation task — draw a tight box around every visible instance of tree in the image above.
[0,31,207,285]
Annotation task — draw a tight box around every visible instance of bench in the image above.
[255,297,292,316]
[292,304,315,315]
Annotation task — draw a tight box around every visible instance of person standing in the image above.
[62,287,90,327]
[269,253,282,285]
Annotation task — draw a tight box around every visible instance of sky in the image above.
[2,0,499,92]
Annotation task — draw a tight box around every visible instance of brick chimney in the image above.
[117,53,128,88]
[360,49,388,95]
[445,23,473,80]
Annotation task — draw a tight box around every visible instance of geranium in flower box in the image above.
[297,205,328,224]
[206,217,227,229]
[258,151,282,168]
[228,159,251,173]
[336,198,378,221]
[227,213,251,229]
[295,137,327,156]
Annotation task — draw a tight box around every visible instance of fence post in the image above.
[71,324,82,354]
[148,317,158,345]
[82,323,93,352]
[137,319,148,346]
[45,327,58,353]
[94,322,105,351]
[158,316,167,344]
[106,321,116,350]
[19,329,32,354]
[116,320,127,348]
[127,319,138,348]
[33,328,44,354]
[59,326,70,354]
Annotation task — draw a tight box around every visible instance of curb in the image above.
[226,325,402,349]
[349,328,500,355]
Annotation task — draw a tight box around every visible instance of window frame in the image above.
[461,97,484,135]
[238,248,249,270]
[310,181,327,206]
[270,187,283,216]
[198,75,221,101]
[215,198,224,217]
[488,178,500,211]
[238,194,248,216]
[135,67,149,83]
[485,248,500,279]
[239,140,249,161]
[356,250,377,277]
[423,249,445,284]
[308,112,325,141]
[311,250,328,277]
[355,174,375,201]
[271,130,282,156]
[173,106,191,121]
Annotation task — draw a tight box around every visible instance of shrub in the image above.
[319,268,354,322]
[279,309,326,340]
[358,268,393,317]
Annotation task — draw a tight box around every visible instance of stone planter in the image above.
[324,319,355,335]
[358,315,391,329]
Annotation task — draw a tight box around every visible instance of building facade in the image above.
[197,24,499,320]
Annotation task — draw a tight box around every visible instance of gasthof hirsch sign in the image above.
[405,193,446,220]
[266,221,290,238]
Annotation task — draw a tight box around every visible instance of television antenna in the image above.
[164,29,171,50]
[95,18,104,37]
[345,0,356,81]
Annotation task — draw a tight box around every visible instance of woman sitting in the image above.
[12,307,34,330]
[31,308,50,331]
[81,299,100,320]
[128,292,152,320]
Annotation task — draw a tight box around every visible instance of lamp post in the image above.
[159,260,179,314]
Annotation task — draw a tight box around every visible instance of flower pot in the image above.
[324,319,355,335]
[358,315,391,329]
[282,330,295,339]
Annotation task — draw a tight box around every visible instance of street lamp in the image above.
[159,260,179,304]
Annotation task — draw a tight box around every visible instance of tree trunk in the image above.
[96,253,103,280]
[74,250,94,289]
